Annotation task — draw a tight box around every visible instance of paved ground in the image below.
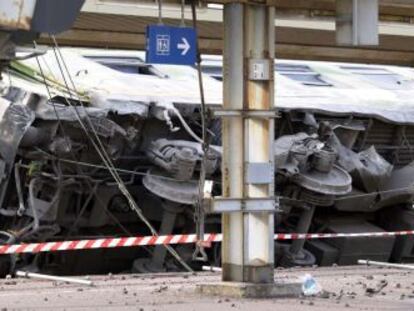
[0,265,413,310]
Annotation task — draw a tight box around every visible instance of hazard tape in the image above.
[0,230,413,255]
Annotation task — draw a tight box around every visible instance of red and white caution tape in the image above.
[274,230,414,241]
[0,234,220,255]
[0,230,413,255]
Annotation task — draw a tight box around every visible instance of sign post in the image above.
[146,25,197,65]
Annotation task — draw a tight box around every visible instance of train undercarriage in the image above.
[0,51,414,276]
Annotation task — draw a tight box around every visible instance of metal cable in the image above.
[33,41,72,152]
[34,148,213,183]
[27,48,135,241]
[48,36,193,272]
[180,0,185,27]
[158,0,163,25]
[191,1,209,261]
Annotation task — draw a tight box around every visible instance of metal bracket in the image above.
[245,162,273,184]
[206,197,279,213]
[212,109,278,119]
[248,58,272,81]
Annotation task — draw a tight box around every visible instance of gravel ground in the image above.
[0,265,412,310]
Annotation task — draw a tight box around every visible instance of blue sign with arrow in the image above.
[146,25,197,65]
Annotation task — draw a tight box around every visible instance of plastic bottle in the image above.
[301,274,321,296]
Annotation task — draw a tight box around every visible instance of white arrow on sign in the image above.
[177,38,190,56]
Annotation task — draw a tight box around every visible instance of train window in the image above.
[201,65,223,81]
[85,56,168,78]
[341,66,414,90]
[276,64,332,87]
[276,64,332,86]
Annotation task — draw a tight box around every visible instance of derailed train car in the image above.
[0,48,414,275]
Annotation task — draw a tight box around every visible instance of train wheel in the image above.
[278,244,316,267]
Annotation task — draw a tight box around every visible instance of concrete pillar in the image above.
[221,2,245,282]
[221,3,275,284]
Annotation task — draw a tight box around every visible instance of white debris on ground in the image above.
[0,266,412,310]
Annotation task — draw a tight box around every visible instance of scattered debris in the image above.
[16,271,94,287]
[358,260,414,271]
[202,266,222,272]
[153,285,168,293]
[365,280,388,295]
[318,290,331,299]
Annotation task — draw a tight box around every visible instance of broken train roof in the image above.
[4,48,414,125]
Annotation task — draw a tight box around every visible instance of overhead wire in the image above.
[31,45,135,238]
[158,0,163,25]
[47,35,193,272]
[180,0,185,27]
[33,41,72,150]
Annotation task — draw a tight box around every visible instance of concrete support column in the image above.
[222,2,245,282]
[222,3,275,284]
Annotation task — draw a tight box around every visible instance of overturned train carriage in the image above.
[0,49,414,275]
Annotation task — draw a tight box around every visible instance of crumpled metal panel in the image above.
[89,92,149,117]
[33,100,148,121]
[0,101,35,207]
[0,102,34,162]
[34,102,109,121]
[20,49,223,109]
[338,145,393,193]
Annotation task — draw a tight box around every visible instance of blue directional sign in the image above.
[146,25,197,65]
